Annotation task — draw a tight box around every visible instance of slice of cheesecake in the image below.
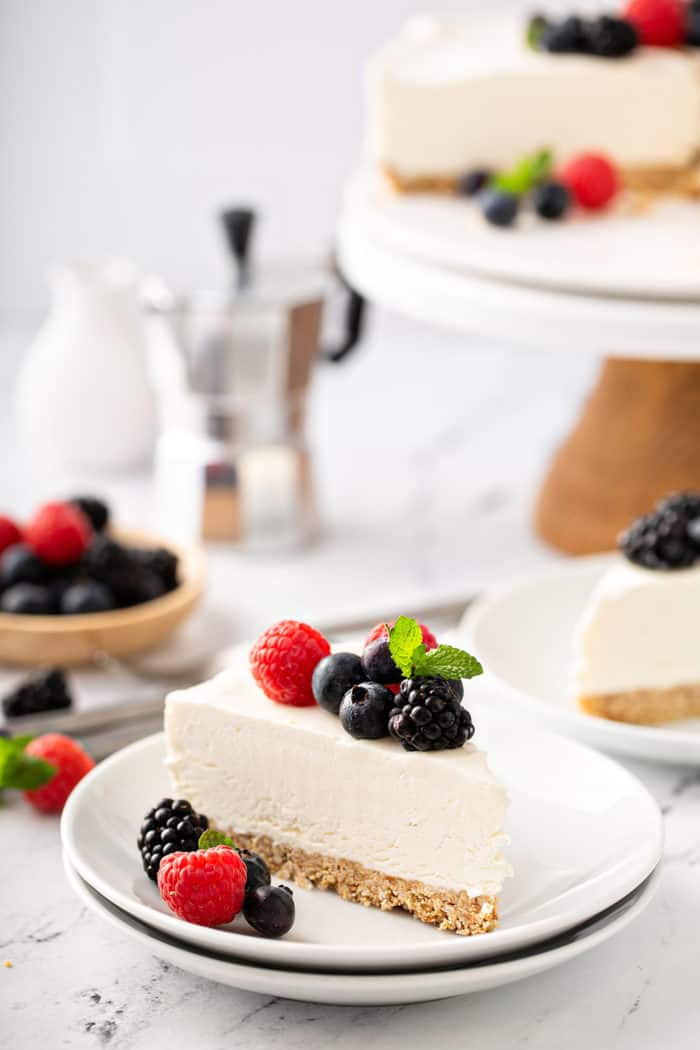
[164,647,511,936]
[368,14,700,193]
[575,560,700,725]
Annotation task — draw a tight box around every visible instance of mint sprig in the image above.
[198,829,235,850]
[491,149,553,196]
[0,735,56,791]
[388,618,483,684]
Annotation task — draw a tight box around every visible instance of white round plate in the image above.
[64,857,659,1006]
[461,557,700,766]
[339,173,700,358]
[61,729,662,973]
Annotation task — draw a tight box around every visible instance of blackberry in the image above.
[584,16,638,57]
[83,535,133,594]
[138,798,209,881]
[619,492,700,570]
[388,677,475,752]
[2,668,72,719]
[135,547,179,592]
[70,496,110,533]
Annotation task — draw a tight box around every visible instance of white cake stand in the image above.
[338,173,700,553]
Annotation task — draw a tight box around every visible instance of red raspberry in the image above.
[25,501,92,566]
[250,620,331,706]
[623,0,686,47]
[364,620,438,652]
[0,516,23,555]
[23,734,95,813]
[158,846,247,927]
[560,154,619,211]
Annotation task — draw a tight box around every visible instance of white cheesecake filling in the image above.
[575,561,700,696]
[368,14,700,176]
[165,649,510,896]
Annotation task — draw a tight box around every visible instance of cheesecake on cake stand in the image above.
[340,5,700,555]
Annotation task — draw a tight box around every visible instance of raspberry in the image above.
[250,620,331,706]
[560,153,619,211]
[23,733,94,813]
[26,502,92,566]
[158,845,247,927]
[364,620,438,652]
[623,0,686,46]
[0,516,23,556]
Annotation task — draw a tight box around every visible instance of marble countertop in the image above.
[3,312,699,1048]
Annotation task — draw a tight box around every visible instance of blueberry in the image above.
[339,682,394,740]
[70,496,110,533]
[533,180,571,221]
[237,849,271,897]
[243,884,295,938]
[480,189,519,228]
[688,10,700,45]
[1,583,53,615]
[60,580,115,614]
[312,652,365,714]
[687,518,700,545]
[541,15,586,53]
[361,638,400,684]
[457,168,492,197]
[0,544,45,588]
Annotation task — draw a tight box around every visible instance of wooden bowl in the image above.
[0,531,206,667]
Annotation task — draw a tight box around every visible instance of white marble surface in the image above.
[2,311,699,1048]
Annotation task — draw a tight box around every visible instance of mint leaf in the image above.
[0,736,55,791]
[388,616,424,677]
[412,644,483,681]
[492,149,553,196]
[198,829,234,850]
[526,15,549,51]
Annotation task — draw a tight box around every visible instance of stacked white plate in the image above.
[61,728,662,1006]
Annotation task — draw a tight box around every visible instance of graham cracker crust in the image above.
[227,828,499,936]
[384,160,700,200]
[579,683,700,725]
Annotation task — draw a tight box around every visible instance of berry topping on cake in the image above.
[480,188,520,227]
[138,798,210,881]
[237,848,271,897]
[339,682,394,739]
[1,668,72,719]
[312,652,365,713]
[0,516,23,555]
[389,678,476,752]
[532,180,572,220]
[22,733,94,812]
[364,620,438,652]
[25,501,92,566]
[560,153,620,210]
[69,495,110,533]
[530,13,639,57]
[243,884,295,938]
[250,620,331,706]
[623,0,686,47]
[158,844,247,927]
[619,491,700,569]
[457,169,493,196]
[1,583,53,615]
[361,637,403,684]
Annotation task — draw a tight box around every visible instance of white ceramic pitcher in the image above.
[15,259,157,473]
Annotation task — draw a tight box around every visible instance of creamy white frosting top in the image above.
[165,646,511,896]
[368,13,700,174]
[575,560,700,695]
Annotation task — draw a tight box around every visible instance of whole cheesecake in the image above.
[575,493,700,724]
[368,12,700,193]
[164,645,511,936]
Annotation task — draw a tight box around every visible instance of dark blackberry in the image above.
[619,492,700,570]
[137,798,209,881]
[70,496,110,533]
[117,568,166,608]
[131,547,179,592]
[388,677,475,752]
[584,16,638,57]
[2,668,72,719]
[83,535,133,593]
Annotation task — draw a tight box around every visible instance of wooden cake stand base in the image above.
[535,358,700,554]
